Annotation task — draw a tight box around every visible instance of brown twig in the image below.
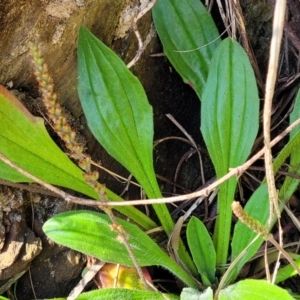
[166,114,206,186]
[232,0,263,88]
[127,0,157,69]
[2,117,300,208]
[263,0,286,225]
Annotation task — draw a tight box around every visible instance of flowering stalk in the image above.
[29,44,106,199]
[231,201,271,240]
[29,45,149,289]
[232,201,300,276]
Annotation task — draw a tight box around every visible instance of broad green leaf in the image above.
[43,210,199,289]
[0,159,30,182]
[218,279,294,300]
[77,27,197,275]
[43,289,179,300]
[152,0,220,98]
[75,288,179,300]
[180,287,213,300]
[186,217,216,286]
[201,38,259,266]
[0,86,156,231]
[0,86,97,199]
[77,26,174,233]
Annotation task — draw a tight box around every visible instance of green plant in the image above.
[1,0,300,299]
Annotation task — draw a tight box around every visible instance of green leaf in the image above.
[279,86,300,200]
[77,27,197,275]
[200,38,259,266]
[75,288,179,300]
[39,289,179,300]
[274,256,300,284]
[186,217,216,286]
[0,159,30,182]
[77,26,158,198]
[218,279,294,300]
[180,287,213,300]
[0,86,97,199]
[270,86,300,177]
[0,86,156,231]
[152,0,220,98]
[77,26,174,233]
[77,289,178,300]
[272,130,300,176]
[43,210,199,289]
[290,87,300,139]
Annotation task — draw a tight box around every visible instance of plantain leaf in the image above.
[0,86,156,230]
[201,38,259,266]
[77,26,159,198]
[186,217,216,286]
[152,0,220,98]
[77,27,197,275]
[273,256,300,284]
[43,289,179,300]
[0,86,97,199]
[77,26,174,231]
[0,159,30,183]
[75,288,179,300]
[218,279,294,300]
[43,210,198,289]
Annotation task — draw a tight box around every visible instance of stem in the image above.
[213,178,237,268]
[143,177,198,276]
[107,210,150,290]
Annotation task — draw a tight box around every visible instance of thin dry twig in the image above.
[28,267,37,300]
[92,160,140,188]
[264,0,286,225]
[265,243,271,282]
[166,114,206,185]
[263,0,287,282]
[215,0,232,37]
[127,0,157,69]
[68,260,105,300]
[215,234,262,298]
[1,117,300,208]
[232,0,263,87]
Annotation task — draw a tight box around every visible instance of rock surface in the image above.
[0,187,42,294]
